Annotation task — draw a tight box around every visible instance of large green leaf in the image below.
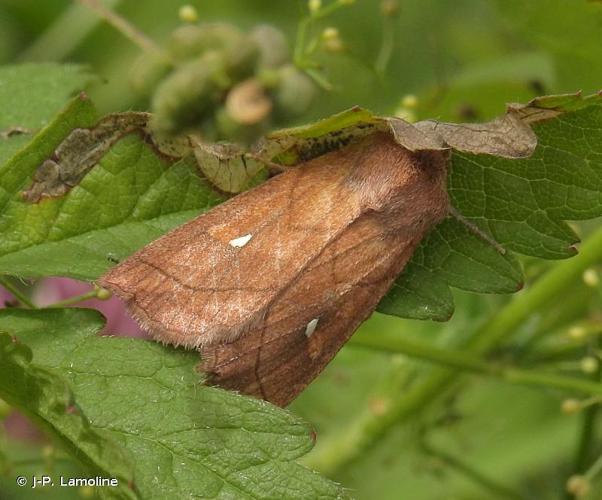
[384,95,602,319]
[0,313,135,499]
[0,308,347,499]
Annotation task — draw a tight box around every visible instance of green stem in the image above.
[294,0,352,66]
[45,290,98,309]
[76,0,165,57]
[0,277,36,309]
[566,341,601,500]
[294,17,312,66]
[351,335,602,396]
[375,17,394,77]
[18,0,121,62]
[585,452,602,481]
[306,225,602,475]
[303,68,334,91]
[421,440,529,500]
[312,1,350,21]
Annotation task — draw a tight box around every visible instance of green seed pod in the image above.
[151,52,229,136]
[222,34,260,82]
[168,22,244,62]
[249,24,290,69]
[129,51,172,98]
[273,65,317,120]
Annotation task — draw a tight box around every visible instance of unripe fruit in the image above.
[249,24,289,69]
[273,65,317,120]
[151,52,227,136]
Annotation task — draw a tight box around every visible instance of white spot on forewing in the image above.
[305,318,319,338]
[229,233,252,248]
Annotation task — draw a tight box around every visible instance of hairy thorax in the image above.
[343,132,449,233]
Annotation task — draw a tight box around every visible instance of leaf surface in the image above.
[0,312,135,499]
[0,308,347,499]
[0,63,96,166]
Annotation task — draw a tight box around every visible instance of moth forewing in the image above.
[100,132,449,406]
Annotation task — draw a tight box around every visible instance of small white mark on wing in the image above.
[229,233,252,248]
[305,318,319,338]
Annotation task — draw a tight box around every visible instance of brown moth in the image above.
[99,110,536,407]
[100,132,447,406]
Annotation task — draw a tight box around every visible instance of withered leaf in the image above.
[191,137,267,194]
[21,112,190,203]
[190,105,537,195]
[410,111,536,158]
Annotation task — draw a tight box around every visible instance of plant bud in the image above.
[566,475,590,497]
[178,5,199,23]
[583,268,599,287]
[561,398,581,415]
[568,325,587,340]
[95,286,112,300]
[309,0,322,14]
[580,356,599,374]
[401,94,418,109]
[322,27,345,52]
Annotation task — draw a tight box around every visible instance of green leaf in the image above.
[0,63,95,130]
[0,63,96,166]
[450,99,602,259]
[377,264,454,322]
[0,314,136,499]
[0,99,224,279]
[0,308,347,499]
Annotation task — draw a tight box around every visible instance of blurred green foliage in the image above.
[1,1,602,499]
